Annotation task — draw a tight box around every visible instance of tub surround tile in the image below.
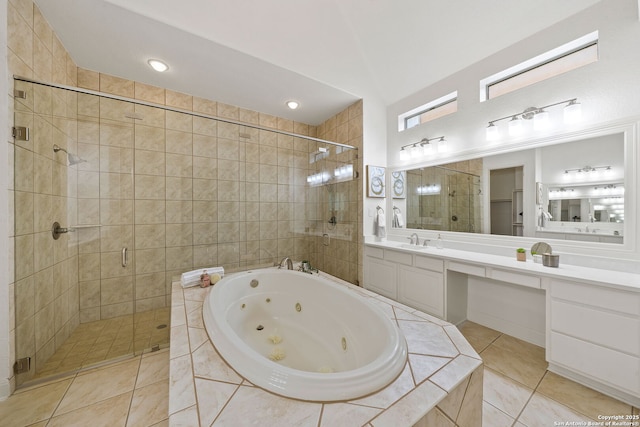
[169,323,190,359]
[213,385,322,427]
[194,378,238,426]
[319,403,382,427]
[171,274,482,426]
[371,380,446,427]
[169,353,196,416]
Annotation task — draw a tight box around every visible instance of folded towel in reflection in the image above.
[181,266,224,288]
[375,210,386,238]
[392,211,404,228]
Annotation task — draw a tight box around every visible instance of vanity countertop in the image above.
[366,240,640,292]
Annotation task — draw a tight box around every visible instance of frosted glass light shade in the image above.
[533,110,550,131]
[564,101,582,124]
[508,117,523,136]
[399,148,409,161]
[486,123,499,141]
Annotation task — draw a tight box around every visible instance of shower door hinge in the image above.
[12,126,29,141]
[13,357,31,374]
[14,89,26,99]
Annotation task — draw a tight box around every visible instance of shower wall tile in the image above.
[34,302,55,351]
[166,177,192,201]
[134,82,165,105]
[100,74,134,98]
[101,277,134,306]
[135,150,165,176]
[166,111,192,133]
[192,156,217,179]
[165,246,193,271]
[7,3,33,69]
[135,125,165,152]
[134,175,166,200]
[192,179,217,201]
[192,201,216,223]
[193,117,216,137]
[135,104,165,128]
[101,301,134,319]
[193,135,217,158]
[77,68,99,91]
[135,224,166,250]
[192,223,217,245]
[166,223,193,248]
[165,130,193,155]
[136,248,166,275]
[166,90,192,110]
[165,200,192,224]
[193,97,217,116]
[79,280,100,309]
[166,153,192,178]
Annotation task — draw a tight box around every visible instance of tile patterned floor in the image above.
[0,349,169,427]
[1,320,637,426]
[34,307,170,380]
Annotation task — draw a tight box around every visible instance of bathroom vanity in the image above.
[364,241,640,407]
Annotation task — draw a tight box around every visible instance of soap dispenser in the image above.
[436,234,443,249]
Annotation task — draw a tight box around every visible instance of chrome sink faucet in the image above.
[408,233,420,245]
[278,257,293,270]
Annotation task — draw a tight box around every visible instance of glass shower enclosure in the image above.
[12,77,358,387]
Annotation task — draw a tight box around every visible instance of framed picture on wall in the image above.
[366,165,386,198]
[391,171,406,199]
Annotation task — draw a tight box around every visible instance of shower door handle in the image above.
[122,247,128,268]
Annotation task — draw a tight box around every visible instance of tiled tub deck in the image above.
[169,271,483,426]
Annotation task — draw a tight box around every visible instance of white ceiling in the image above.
[35,0,599,125]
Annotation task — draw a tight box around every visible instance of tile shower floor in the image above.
[34,307,171,380]
[1,321,637,426]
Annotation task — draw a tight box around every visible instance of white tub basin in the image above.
[202,269,408,401]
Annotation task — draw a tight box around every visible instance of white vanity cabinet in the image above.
[397,256,444,318]
[363,246,400,300]
[364,246,445,317]
[547,279,640,403]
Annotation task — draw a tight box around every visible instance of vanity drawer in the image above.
[550,332,640,395]
[550,279,640,315]
[384,249,413,266]
[365,246,384,259]
[488,268,541,289]
[447,261,485,277]
[551,300,639,354]
[415,255,444,273]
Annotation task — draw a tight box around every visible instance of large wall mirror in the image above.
[391,129,628,244]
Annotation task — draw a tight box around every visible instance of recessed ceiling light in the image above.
[286,100,299,110]
[148,59,169,72]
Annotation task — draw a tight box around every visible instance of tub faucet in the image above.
[408,233,419,245]
[278,257,293,270]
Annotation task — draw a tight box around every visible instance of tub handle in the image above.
[122,247,128,267]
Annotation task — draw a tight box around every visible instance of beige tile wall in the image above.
[8,0,80,388]
[8,0,363,390]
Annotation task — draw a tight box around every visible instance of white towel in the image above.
[393,211,404,228]
[376,211,386,238]
[181,266,224,288]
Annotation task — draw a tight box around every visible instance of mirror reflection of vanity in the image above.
[392,128,627,244]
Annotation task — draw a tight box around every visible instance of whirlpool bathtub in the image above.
[202,269,408,401]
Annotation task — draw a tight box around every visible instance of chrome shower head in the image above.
[53,144,86,166]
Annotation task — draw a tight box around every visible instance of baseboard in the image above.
[0,376,12,401]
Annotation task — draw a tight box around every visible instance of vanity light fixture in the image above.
[286,100,299,110]
[399,136,446,161]
[485,98,581,141]
[564,165,611,174]
[147,59,169,72]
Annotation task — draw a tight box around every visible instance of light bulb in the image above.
[437,137,447,153]
[148,59,169,72]
[399,148,409,161]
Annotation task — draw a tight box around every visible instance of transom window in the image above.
[480,31,598,102]
[398,91,457,131]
